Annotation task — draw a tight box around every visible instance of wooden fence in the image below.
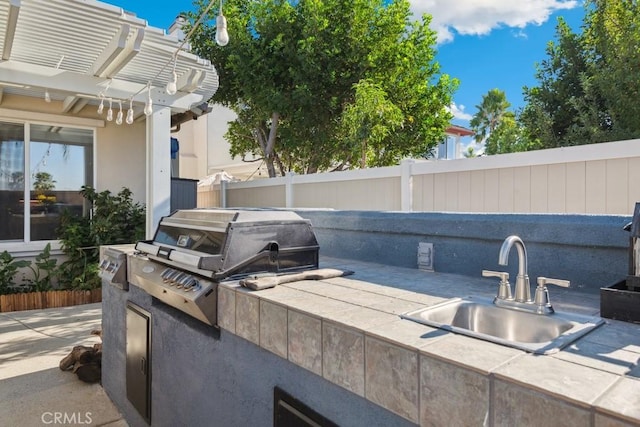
[0,288,102,312]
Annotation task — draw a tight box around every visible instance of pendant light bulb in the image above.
[106,99,113,121]
[116,100,123,125]
[166,58,178,95]
[126,99,134,124]
[216,14,229,47]
[166,72,177,95]
[97,97,104,114]
[144,84,153,116]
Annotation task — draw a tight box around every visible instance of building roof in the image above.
[445,124,474,137]
[0,0,218,116]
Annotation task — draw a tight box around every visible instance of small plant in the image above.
[25,243,58,292]
[57,186,145,290]
[0,251,31,295]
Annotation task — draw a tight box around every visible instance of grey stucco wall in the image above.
[102,282,414,427]
[296,210,631,294]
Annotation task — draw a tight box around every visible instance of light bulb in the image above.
[166,70,177,95]
[116,101,123,125]
[44,89,51,103]
[216,14,229,46]
[97,98,104,114]
[144,85,153,116]
[106,99,113,121]
[126,99,134,124]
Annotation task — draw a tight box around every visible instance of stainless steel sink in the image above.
[400,297,604,354]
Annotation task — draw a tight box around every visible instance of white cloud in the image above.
[410,0,579,43]
[447,103,473,120]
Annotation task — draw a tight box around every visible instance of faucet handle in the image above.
[536,277,570,288]
[482,270,509,281]
[482,270,512,300]
[534,277,570,314]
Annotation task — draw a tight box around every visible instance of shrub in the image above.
[25,243,58,292]
[0,251,31,295]
[57,186,145,290]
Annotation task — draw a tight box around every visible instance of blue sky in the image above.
[115,0,586,143]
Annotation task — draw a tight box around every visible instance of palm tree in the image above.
[463,146,478,158]
[469,89,511,144]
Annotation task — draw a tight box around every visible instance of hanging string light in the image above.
[144,83,153,116]
[116,100,123,125]
[97,96,105,114]
[97,79,111,115]
[99,0,226,120]
[106,98,114,121]
[166,55,178,95]
[216,0,229,47]
[126,98,135,124]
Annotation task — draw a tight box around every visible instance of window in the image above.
[0,122,94,243]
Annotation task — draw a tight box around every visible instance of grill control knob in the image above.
[162,269,181,283]
[161,268,174,281]
[182,277,197,290]
[172,273,187,286]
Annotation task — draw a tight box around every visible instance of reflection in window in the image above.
[29,125,93,241]
[0,121,94,243]
[0,122,25,241]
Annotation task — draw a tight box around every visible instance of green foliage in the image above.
[33,171,56,193]
[23,243,58,292]
[337,80,404,168]
[0,251,31,295]
[0,187,145,293]
[57,186,145,290]
[470,89,511,145]
[188,0,456,175]
[520,1,640,148]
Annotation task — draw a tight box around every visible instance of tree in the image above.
[337,80,404,168]
[484,112,538,155]
[519,1,640,148]
[463,146,478,158]
[519,18,593,148]
[469,89,511,145]
[581,0,640,140]
[188,0,457,176]
[33,172,56,194]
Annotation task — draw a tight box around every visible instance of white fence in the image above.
[197,139,640,215]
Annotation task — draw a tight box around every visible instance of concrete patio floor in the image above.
[0,303,127,427]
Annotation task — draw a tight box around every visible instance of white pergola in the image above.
[0,0,220,238]
[0,0,218,114]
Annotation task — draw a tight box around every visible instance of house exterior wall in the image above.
[175,105,268,181]
[0,94,149,255]
[97,120,146,204]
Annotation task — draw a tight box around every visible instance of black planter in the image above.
[600,280,640,323]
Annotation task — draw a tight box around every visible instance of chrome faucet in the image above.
[483,235,571,315]
[498,235,531,303]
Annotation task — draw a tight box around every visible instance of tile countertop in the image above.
[217,257,640,426]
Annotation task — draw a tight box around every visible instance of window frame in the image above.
[0,116,97,255]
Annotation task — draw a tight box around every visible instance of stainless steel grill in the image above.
[127,209,320,326]
[99,245,136,290]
